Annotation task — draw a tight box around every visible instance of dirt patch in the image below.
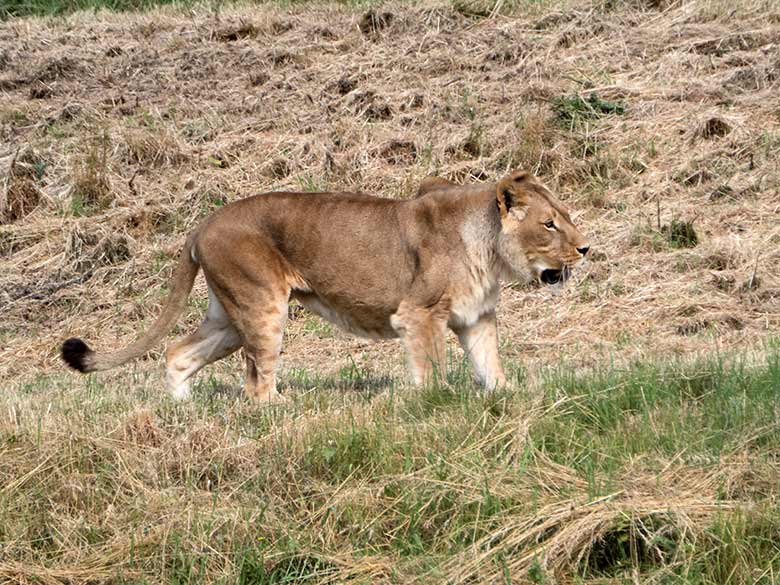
[32,56,81,83]
[0,148,44,224]
[695,116,733,139]
[725,64,778,91]
[28,81,53,99]
[351,90,393,121]
[1,177,40,224]
[249,70,270,86]
[331,75,358,96]
[380,139,417,165]
[214,20,258,42]
[690,32,775,56]
[676,314,745,336]
[359,9,394,36]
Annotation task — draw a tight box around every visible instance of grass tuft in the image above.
[70,128,112,215]
[662,219,699,248]
[552,93,626,128]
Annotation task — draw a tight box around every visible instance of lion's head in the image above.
[495,171,589,285]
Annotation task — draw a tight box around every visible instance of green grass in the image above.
[2,0,573,19]
[1,347,778,583]
[2,0,186,17]
[552,92,627,129]
[536,353,780,485]
[0,0,375,18]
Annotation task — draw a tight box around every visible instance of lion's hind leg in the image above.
[198,237,293,404]
[165,287,242,400]
[237,288,289,404]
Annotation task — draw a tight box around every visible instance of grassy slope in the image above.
[2,347,779,583]
[2,0,778,382]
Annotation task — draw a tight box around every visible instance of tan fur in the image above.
[61,170,589,401]
[416,176,454,197]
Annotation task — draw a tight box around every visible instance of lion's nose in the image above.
[577,245,590,256]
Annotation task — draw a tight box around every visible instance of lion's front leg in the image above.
[452,311,506,390]
[391,300,449,386]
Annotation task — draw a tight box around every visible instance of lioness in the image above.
[61,170,589,401]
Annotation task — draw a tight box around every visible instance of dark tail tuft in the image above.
[61,337,93,373]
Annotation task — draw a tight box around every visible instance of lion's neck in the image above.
[458,195,503,281]
[458,193,533,286]
[443,196,503,326]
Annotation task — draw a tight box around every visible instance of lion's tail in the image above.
[61,233,200,373]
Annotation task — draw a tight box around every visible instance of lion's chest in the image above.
[448,267,500,329]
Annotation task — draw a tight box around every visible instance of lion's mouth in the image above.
[540,267,571,285]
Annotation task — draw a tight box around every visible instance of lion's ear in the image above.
[496,175,529,220]
[416,176,453,198]
[509,170,531,184]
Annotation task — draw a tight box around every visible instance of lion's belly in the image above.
[291,291,398,340]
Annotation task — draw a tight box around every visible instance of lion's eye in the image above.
[544,220,556,230]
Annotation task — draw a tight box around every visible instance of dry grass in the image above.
[1,2,779,581]
[1,0,778,383]
[70,128,113,212]
[1,353,778,583]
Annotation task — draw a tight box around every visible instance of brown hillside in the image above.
[1,0,778,385]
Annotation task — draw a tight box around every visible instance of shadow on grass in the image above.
[192,364,396,401]
[283,371,395,394]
